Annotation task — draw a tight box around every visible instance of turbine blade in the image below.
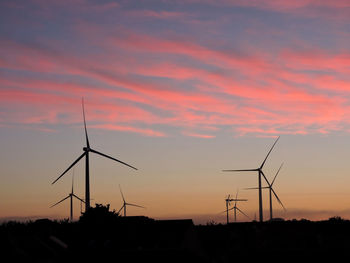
[71,168,74,194]
[261,170,271,187]
[271,188,286,211]
[234,189,239,207]
[260,136,280,169]
[117,204,125,215]
[126,203,145,209]
[271,163,284,186]
[244,187,269,190]
[52,152,86,185]
[72,194,85,203]
[222,169,258,172]
[119,184,125,202]
[50,195,70,208]
[90,149,137,170]
[219,207,234,214]
[236,207,250,219]
[82,97,90,148]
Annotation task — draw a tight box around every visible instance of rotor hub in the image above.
[83,147,90,152]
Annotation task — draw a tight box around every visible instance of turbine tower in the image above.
[245,163,286,220]
[118,185,145,217]
[52,98,137,212]
[223,136,280,222]
[225,194,231,224]
[50,174,84,222]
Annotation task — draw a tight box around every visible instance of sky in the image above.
[1,0,350,224]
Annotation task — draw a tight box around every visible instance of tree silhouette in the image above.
[79,203,120,224]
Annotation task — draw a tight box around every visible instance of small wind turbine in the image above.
[50,173,84,222]
[245,163,286,220]
[117,185,145,217]
[223,136,280,222]
[225,194,232,224]
[52,98,137,212]
[224,190,249,223]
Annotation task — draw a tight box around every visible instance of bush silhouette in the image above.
[79,203,119,224]
[328,216,345,222]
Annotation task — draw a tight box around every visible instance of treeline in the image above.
[1,204,349,262]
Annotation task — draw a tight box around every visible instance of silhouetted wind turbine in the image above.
[117,185,145,217]
[223,136,280,222]
[245,163,286,220]
[52,98,137,212]
[50,173,84,222]
[224,190,249,223]
[224,194,231,224]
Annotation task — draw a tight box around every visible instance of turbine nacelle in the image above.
[83,147,90,152]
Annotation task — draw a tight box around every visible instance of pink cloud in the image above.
[0,87,159,126]
[225,0,350,10]
[182,131,215,138]
[127,10,189,20]
[108,31,269,74]
[2,27,350,137]
[175,0,350,20]
[281,49,350,73]
[90,124,166,137]
[235,127,308,137]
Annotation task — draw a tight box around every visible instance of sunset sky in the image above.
[1,0,350,224]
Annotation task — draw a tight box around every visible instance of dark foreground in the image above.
[1,215,350,262]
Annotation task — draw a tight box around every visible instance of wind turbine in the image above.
[117,185,145,217]
[223,136,280,222]
[245,163,286,220]
[224,190,249,223]
[52,98,137,212]
[50,173,84,222]
[225,194,232,224]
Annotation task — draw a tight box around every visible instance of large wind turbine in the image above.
[245,163,286,220]
[223,136,280,222]
[52,98,137,212]
[117,185,145,217]
[50,174,84,222]
[224,190,248,224]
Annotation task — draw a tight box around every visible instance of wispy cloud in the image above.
[1,0,350,137]
[174,0,350,20]
[127,9,190,20]
[91,124,166,137]
[182,131,215,138]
